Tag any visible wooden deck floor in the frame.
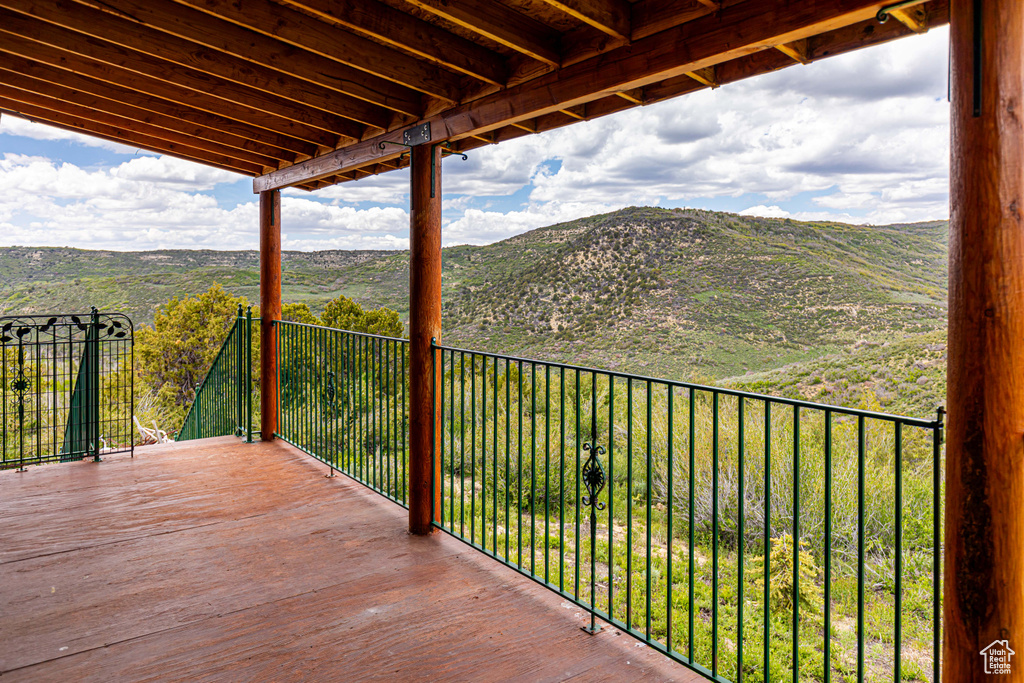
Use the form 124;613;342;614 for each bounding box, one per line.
1;437;701;682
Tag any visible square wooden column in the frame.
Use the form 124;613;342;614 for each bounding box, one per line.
408;143;443;535
259;189;281;441
945;1;1024;678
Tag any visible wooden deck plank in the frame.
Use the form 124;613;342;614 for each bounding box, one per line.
0;437;700;682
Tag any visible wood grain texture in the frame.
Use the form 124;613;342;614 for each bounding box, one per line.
256;0;950;192
285;0;507;86
408;143;443;535
260;190;281;441
0;438;699;681
944;0;1024;679
76;0;423;117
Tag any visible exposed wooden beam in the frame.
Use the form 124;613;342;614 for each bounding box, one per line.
0;51;316;160
258;0;948;191
887;7;928;33
168;0;465;102
0;103;258;175
0;79;282;169
685;66;719;87
559;105;587;120
74;0;422;117
631;0;745;41
615;88;644;104
510;120;538;133
775;38;811;63
4;0;393;130
0;15;352;148
282;0;507;86
538;0;631;40
404;0;561;66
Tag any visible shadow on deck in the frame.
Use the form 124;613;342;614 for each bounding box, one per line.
1;437;700;682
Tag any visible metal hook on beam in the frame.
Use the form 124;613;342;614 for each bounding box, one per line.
876;0;924;23
429;142;469;198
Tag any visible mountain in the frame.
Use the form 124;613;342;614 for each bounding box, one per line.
0;207;949;413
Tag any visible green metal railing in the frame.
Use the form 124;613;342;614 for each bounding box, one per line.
178;305;256;442
179;313;946;683
2;309;134;469
432;342;944;683
274;320;408;505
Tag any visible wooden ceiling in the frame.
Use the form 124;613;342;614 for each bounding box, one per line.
0;0;947;192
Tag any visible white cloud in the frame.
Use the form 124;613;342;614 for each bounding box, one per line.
740;205;791;218
0;116;149;154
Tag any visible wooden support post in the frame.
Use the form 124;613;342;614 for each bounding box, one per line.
408;143;443;535
945;1;1024;678
259;189;281;442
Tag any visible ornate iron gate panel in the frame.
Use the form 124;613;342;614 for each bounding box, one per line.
1;309;134;469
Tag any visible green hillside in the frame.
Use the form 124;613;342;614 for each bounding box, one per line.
0;207;949;414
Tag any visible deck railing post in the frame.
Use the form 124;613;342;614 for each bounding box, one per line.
409;142;443;535
945;2;1024;679
259;189;281;442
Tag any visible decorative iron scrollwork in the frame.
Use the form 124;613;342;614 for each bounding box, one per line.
1;313;131;345
324;369;337;411
581;442;607;510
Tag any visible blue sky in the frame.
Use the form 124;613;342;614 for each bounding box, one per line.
0;27;950;252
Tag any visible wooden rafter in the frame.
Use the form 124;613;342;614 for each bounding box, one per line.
73;0;423;117
259;0;919;190
0;101;256;175
0;84;275;171
2;0;393;131
886;6;929;33
165;0;466;102
0;68;293;165
0;52;317;160
538;0;631;40
282;0;507;86
775;38;811;64
0;11;359;147
258;0;950;190
0;0;947;186
404;0;561;66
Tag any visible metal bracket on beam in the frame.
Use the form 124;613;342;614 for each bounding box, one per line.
403;122;432;146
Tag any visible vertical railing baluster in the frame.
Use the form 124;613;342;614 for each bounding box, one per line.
667;386;674;654
763;400;772;679
627;376;633;630
895;420;903;683
738;396;745;682
544;364;550;583
559;366;566;592
933;407;944;683
646;379;653;641
607;373;615;621
793;404;801;683
531;362;537;575
824;408;833;683
471;353;477;545
712;390;719;677
857;414;866;683
688;386;695;663
505;358;511;561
